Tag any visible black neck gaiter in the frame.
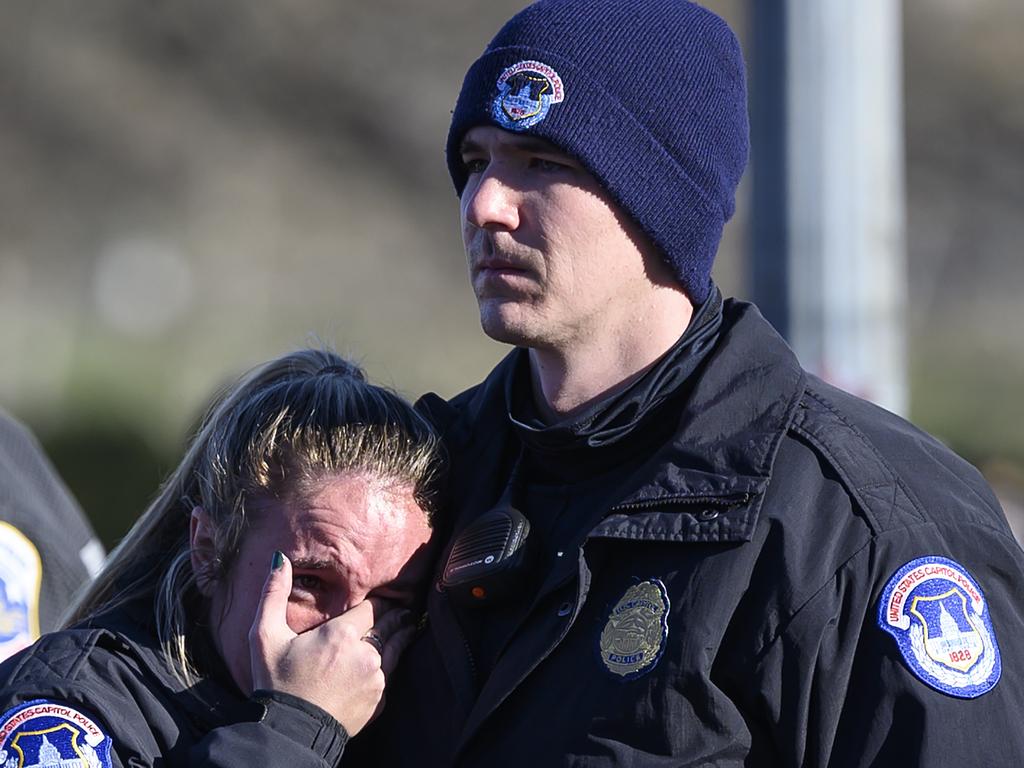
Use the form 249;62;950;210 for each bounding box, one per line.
507;286;724;464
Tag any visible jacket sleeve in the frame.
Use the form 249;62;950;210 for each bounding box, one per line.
0;685;347;768
186;690;348;767
753;521;1024;767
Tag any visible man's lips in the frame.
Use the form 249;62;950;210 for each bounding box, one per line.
471;256;537;297
467;233;537;285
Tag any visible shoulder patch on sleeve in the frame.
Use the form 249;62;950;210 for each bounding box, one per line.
878;556;1001;698
0;523;43;660
0;700;113;767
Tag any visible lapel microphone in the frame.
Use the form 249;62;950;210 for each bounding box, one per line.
440;505;537;607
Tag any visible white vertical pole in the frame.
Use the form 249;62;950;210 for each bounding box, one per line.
784;0;908;415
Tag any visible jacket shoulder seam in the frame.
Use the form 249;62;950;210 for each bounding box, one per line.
791;388;928;531
3;629;110;687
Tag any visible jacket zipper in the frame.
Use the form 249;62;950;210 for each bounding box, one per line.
609;491;752;513
439;589;479;690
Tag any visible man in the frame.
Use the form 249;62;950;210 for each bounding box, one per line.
368;0;1024;765
0;409;104;661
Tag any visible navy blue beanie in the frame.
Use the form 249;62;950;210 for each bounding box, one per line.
447;0;749;305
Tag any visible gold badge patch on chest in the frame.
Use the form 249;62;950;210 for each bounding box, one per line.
599;579;670;679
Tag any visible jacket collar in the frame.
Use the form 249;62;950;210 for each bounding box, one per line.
85;600;258;729
611;299;805;505
506;287;724;457
439;300;805;541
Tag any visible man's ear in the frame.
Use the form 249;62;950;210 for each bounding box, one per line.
190;506;217;596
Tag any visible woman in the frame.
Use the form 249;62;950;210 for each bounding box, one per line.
0;349;441;767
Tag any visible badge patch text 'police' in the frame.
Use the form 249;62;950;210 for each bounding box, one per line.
599;579;669;680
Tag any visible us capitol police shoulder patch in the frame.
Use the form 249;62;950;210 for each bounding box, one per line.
0;699;113;768
878;555;1001;698
599;579;670;680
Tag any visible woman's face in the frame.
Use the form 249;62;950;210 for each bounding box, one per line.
192;471;433;694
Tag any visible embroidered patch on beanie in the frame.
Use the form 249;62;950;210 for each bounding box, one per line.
492;60;565;131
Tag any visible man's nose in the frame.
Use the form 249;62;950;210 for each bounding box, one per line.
462;171;520;232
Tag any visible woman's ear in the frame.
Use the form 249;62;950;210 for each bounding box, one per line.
189;506;217;596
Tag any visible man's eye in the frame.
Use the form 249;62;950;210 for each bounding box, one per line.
529;157;570;172
462;157;488;174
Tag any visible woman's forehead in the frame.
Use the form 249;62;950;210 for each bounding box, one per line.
251;471;425;540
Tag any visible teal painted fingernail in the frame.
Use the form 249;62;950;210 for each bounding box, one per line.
271;550;284;570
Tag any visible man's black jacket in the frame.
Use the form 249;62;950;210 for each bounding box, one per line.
365;300;1024;767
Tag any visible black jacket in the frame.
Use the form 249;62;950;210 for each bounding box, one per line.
0;604;348;767
367;300;1024;767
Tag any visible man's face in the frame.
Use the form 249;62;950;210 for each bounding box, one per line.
459;126;672;351
202;472;432;694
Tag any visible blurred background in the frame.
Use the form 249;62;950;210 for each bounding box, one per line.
1;0;1021;549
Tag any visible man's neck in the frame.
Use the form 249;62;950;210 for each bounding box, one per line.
528;294;694;422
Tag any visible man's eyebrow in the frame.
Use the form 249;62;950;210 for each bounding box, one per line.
459;137;482;155
508;136;564;154
459;135;564;156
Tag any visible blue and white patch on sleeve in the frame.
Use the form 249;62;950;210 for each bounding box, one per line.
878;556;1001;698
0;699;113;768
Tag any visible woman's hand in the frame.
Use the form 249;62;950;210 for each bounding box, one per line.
247;551;416;735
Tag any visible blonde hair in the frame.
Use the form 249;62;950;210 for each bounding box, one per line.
65;349;440;682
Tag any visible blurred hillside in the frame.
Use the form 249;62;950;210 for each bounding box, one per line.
0;0;1021;546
